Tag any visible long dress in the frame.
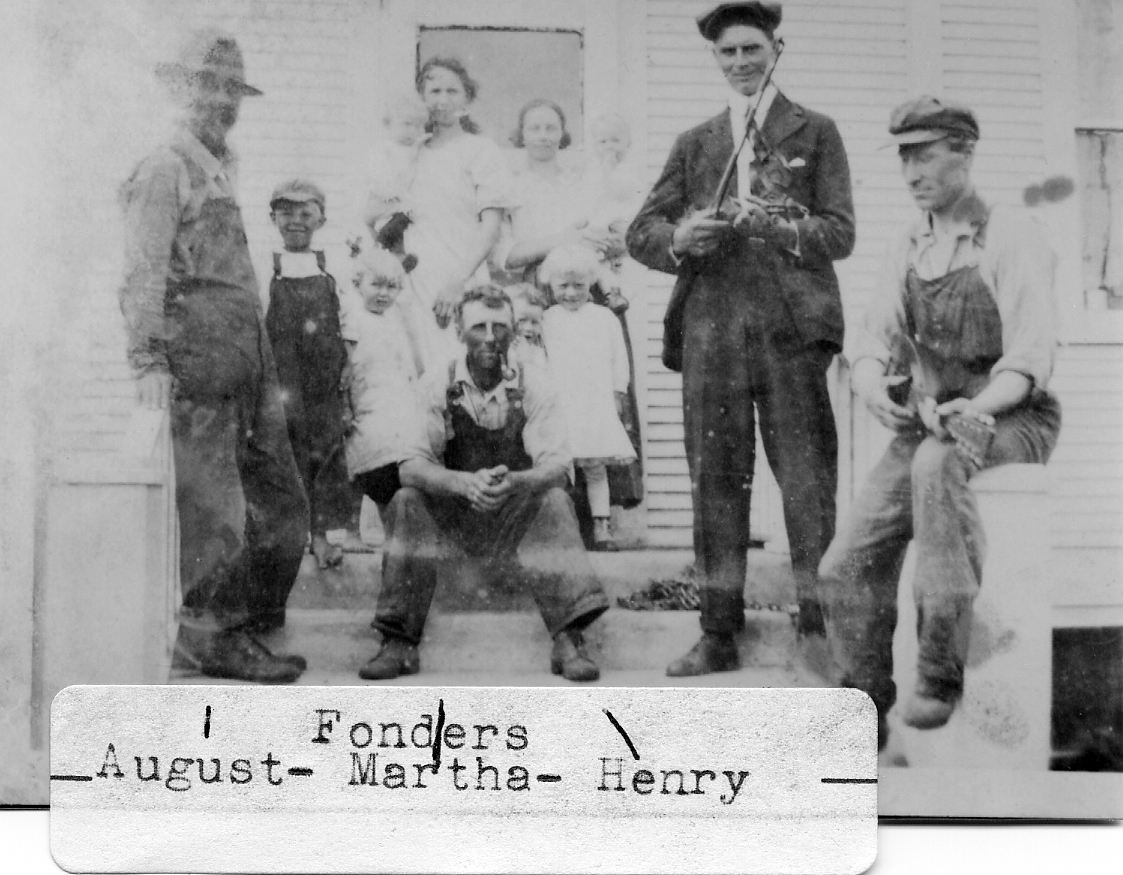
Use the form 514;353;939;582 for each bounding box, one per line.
542;303;637;465
499;159;646;510
404;133;511;367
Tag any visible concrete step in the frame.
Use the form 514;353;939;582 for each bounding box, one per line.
234;605;806;677
288;549;800;612
173;666;827;689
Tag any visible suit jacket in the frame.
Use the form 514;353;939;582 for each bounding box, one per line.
626;92;855;371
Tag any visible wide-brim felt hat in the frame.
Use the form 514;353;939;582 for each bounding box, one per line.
697;2;782;41
156;28;263;97
889;95;979;145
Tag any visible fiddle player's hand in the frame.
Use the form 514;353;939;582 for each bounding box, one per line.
730;199;799;251
671;209;730;258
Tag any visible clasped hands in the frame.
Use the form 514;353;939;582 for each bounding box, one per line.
671;202;795;258
459;465;515;514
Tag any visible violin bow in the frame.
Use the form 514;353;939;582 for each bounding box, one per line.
707;37;786;214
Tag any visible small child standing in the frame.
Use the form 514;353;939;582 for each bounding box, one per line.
265;179;353;574
343;248;422;512
507;283;548;371
359;92;430;271
539;245;636;551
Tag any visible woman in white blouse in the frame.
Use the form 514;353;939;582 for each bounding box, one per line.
404;56;512;365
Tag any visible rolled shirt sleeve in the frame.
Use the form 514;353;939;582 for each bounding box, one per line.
118;151;185;375
519;364;574;473
982;206;1058;390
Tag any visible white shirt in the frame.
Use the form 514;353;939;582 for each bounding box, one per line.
273;250;324;279
728;82;779;200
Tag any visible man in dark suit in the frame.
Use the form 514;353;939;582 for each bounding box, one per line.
626;2;855;676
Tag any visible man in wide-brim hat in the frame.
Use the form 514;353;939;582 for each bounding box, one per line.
119;28;310;683
627;2;855;678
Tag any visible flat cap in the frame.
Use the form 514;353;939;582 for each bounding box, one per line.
269;178;326;209
156;28;263;96
889;95;979;145
697;2;782;41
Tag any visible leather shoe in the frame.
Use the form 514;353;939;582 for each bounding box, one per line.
551;629;600;682
666;633;740;677
201;630;303;684
360;637;420;681
901;693;956;729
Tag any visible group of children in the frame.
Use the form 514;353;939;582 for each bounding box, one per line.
264;96;643;564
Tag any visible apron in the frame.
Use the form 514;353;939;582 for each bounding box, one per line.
164;152;264;400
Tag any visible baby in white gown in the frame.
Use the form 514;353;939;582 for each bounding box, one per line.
358;92;430;269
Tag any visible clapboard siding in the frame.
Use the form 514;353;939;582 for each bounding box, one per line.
1048;345;1123;551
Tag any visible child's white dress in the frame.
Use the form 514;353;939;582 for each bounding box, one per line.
542;302;636;465
340;291;422;478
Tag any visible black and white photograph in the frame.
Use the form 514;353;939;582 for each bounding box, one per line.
1;0;1121;849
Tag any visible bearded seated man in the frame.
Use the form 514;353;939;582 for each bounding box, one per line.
360;284;610;682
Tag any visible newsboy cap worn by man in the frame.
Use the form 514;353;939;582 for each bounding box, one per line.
270;179;327;210
696;1;782;41
888;95;980;145
156;27;263;96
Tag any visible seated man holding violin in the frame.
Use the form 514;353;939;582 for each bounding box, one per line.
626;1;855;677
819;96;1062;748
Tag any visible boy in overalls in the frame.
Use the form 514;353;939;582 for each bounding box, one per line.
265;179;354;575
119;29;308;683
820;97;1061;747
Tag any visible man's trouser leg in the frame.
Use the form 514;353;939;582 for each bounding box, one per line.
823;392;1061;721
239;348;311;628
819;432;919;730
514;487;610;635
371;487;450;645
172;393;252;631
374;487;610;645
910;394;1061;702
755;342;838;634
682;283;756;635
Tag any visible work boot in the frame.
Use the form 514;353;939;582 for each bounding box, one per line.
359;637;420;681
202;630;304;684
550;629;600;682
666;632;740;677
901;692;956;729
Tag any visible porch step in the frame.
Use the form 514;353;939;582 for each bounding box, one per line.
243;605;807;677
175;666;825;688
288;548;800;611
